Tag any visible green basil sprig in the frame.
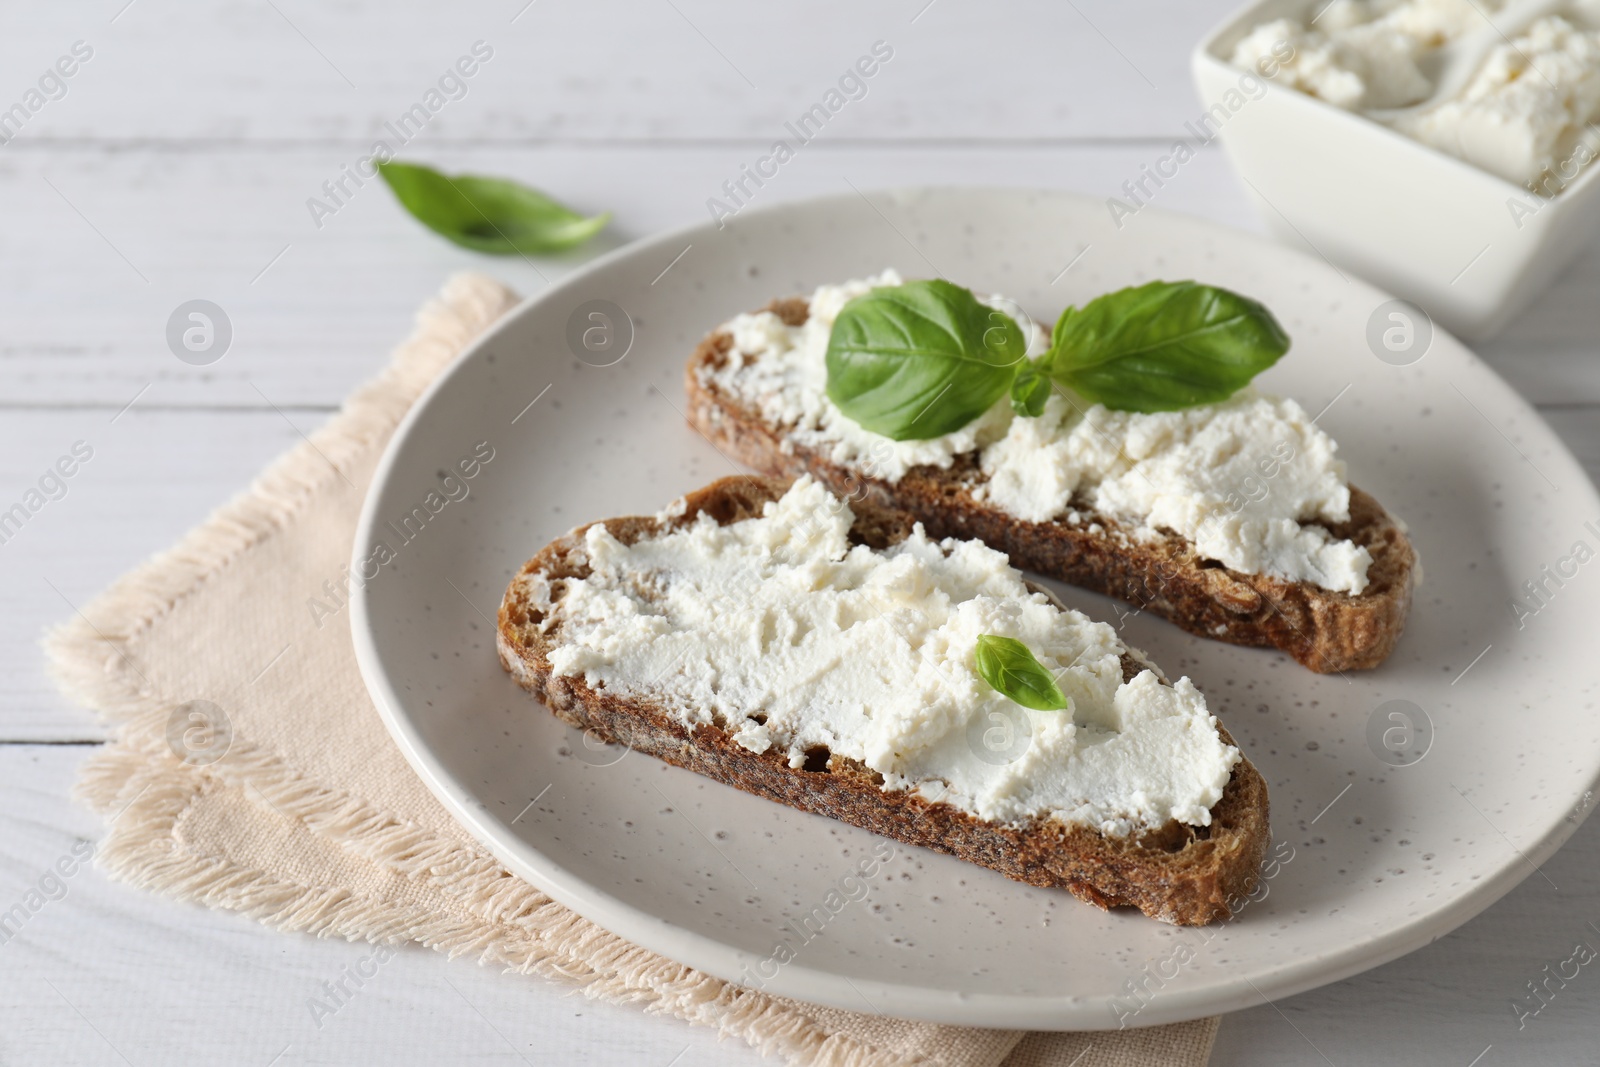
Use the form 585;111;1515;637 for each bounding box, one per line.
825;279;1028;440
973;635;1069;712
377;161;610;255
824;278;1289;439
1046;280;1290;413
1009;364;1051;418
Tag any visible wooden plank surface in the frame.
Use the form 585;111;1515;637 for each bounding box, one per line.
2;738;1597;1064
2;143;1594;410
0;747;756;1066
4;1;1209;143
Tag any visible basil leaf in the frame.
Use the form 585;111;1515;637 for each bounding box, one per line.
1050;304;1076;353
377;161;610;255
1047;280;1289;413
825;280;1026;441
1010;364;1050;417
973;635;1069;712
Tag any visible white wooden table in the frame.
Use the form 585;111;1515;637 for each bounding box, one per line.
3;2;1598;1063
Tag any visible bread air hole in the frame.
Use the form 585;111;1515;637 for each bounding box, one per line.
802;745;831;773
1137;822;1210;853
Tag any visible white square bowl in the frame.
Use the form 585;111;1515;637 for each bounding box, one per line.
1193;0;1600;340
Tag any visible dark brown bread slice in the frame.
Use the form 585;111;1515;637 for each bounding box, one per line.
684;298;1417;674
497;475;1270;926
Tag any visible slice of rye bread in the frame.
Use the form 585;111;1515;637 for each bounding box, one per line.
497;475;1270;926
683;298;1417;674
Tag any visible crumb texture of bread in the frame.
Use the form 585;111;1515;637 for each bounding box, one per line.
498;475;1271;926
684;304;1416;673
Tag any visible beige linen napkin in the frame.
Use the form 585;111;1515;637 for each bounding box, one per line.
50;274;1220;1067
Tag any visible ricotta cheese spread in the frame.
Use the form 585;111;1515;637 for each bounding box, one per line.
706;272;1373;595
720;270;1041;482
1232;0;1600;188
530;477;1240;835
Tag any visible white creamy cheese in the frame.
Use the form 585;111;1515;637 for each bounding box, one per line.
979;392;1371;594
705;274;1373;595
719;269;1042;482
1233;1;1493;110
531;477;1239;835
1396;15;1600;187
1233;0;1600;188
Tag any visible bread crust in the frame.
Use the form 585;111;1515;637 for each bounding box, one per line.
497;475;1269;926
683;299;1416;673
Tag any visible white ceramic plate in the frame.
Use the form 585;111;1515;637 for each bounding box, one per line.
350;188;1600;1030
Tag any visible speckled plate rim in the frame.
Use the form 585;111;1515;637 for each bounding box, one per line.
350;186;1600;1030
